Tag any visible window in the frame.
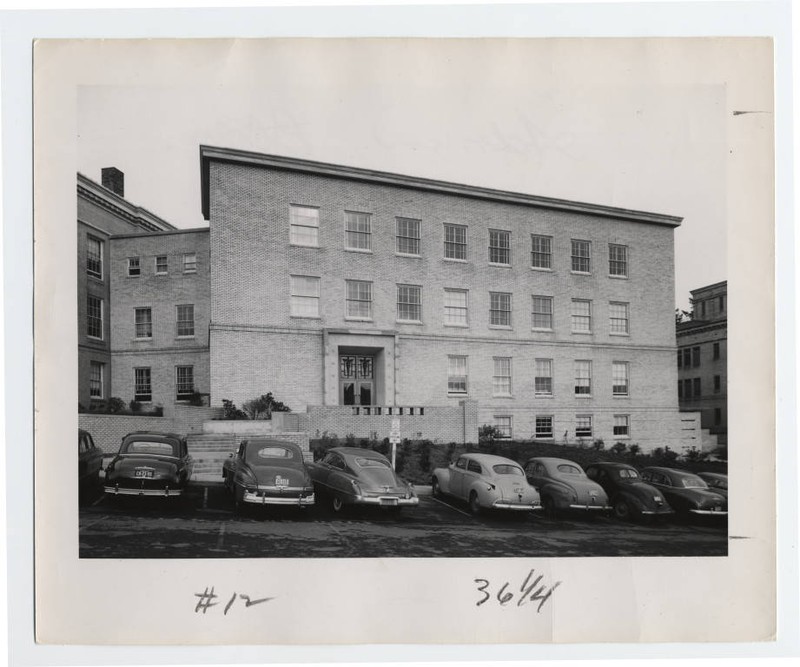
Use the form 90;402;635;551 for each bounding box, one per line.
127;257;140;277
447;355;468;394
183;252;197;273
494;416;512;439
535;415;554;439
86;236;103;279
443;289;468;326
345;211;372;251
87;295;103;339
444;223;467;260
289;205;319;247
576;415;593;438
290;276;321;318
683;378;693;399
345;280;373;319
713;342;720;360
714;375;721;393
135;308;152;339
492;357;512;396
719;295;725;312
682;348;691;368
693;377;701;397
489;230;511;265
613;415;630;437
609;244;628;277
155;255;168;275
677;350;683;369
397;284;422;322
396;217;421;255
692;346;701;367
532;296;553;330
571;299;592;333
678;380;683;399
489;292;512;327
609;302;629;334
700;300;707;318
571;239;591;273
89;361;104;398
535;359;553;396
714;408;722;425
176;366;194;400
531;234;552;269
575;360;592;395
176;304;195;336
134;367;152;402
612;362;630;396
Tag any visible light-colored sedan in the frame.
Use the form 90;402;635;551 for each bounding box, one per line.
523;457;612;517
432;453;542;514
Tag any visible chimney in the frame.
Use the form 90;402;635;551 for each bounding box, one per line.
101;167;125;197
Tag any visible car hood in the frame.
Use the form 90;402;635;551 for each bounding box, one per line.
247;462;309;487
664;486;727;509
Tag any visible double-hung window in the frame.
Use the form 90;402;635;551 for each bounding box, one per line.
443;289;468;326
345;280;372;320
571;239;591;273
127;257;141;277
447;355;468;394
444;224;467;260
489;292;512;327
89;361;104;399
135;308;153;339
290;276;321;318
576;415;593;438
396;217;420;255
532;296;553;330
535;415;554;439
609;302;630;334
155;255;168;275
176;366;194;400
397;284;422;322
345;211;372;251
609;244;628;277
86;236;103;279
134;368;152;402
183;252;197;274
571;299;592;333
289;205;320;247
176;304;195;337
575;360;592;395
531;234;552;269
488;230;511;265
87;295;103;339
534;359;553;396
494;416;512;439
612;362;629;396
613;415;630;437
492;357;512;396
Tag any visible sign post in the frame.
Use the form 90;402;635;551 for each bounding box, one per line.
389;418;401;469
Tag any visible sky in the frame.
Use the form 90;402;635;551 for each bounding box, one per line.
75;39;742;311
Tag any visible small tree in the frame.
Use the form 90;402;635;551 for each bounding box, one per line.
683;445;708;463
627;443;641;459
479;424;502;449
592;438;605;451
242;392;291;420
610;442;627;456
222;399;248;420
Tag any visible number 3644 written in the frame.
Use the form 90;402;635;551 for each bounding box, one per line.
474;569;561;612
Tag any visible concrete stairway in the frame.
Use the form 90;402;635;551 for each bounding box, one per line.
188;434;239;483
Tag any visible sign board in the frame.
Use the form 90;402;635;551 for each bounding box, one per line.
389;435;401;444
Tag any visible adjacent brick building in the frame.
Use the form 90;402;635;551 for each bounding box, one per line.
676;281;728;446
199;145;685;449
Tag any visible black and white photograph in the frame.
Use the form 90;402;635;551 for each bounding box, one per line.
22;12;783;653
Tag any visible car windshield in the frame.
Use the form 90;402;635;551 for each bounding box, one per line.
617;468;640;479
492;464;524;476
680;476;708;489
122;440;177;456
247;445;297;462
709;478;728;490
556;464;583;475
355;457;391;469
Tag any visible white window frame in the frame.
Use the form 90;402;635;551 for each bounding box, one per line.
612;361;630;397
492;357;512;397
489;291;512;328
571;299;592;333
488;229;511;266
345;280;373;320
531;234;552;270
493;415;513;439
532;295;554;331
289;205;320;247
571;239;591;273
575;414;593;438
176;304;195;337
127;256;141;277
183;252;197;274
155;255;168;275
609;244;628;277
535;415;554;439
535;358;553;396
87;295;103;340
396;284;422;323
443;223;467;261
344;211;372;252
574;360;592;396
134;367;152;402
86;236;103;279
176;365;195;400
443;289;469;327
396;217;421;256
447;355;468;395
89;361;104;399
135;307;153;340
613;414;630;438
290;275;321;319
609;301;630;335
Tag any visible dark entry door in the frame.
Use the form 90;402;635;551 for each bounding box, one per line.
339;355;374;406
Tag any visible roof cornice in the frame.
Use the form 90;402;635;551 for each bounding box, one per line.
199;145;684;227
78;173;177;232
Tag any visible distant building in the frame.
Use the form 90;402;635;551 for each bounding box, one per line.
676;281;727;446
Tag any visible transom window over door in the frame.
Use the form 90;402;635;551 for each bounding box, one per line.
345;211;372;251
339;354;374;406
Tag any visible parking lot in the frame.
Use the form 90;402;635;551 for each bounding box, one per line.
79;482;728;559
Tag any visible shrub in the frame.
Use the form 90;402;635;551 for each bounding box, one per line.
106;397;126;414
479;424;502;450
627;443;641;458
129;400;142;413
592;438;605;451
683;445;708;462
610;442;627;455
187;391;206;407
242;392;291;420
221;399;248;420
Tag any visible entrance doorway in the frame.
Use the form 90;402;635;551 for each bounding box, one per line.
339;354;374;406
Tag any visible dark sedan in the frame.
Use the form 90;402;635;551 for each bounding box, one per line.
697;472;728;498
584;462;674;522
640;467;727;517
104;432;193;497
78;429;104;490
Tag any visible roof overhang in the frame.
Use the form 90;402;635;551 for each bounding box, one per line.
199;144;683;227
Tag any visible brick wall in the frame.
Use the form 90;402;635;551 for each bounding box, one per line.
173;404;224;433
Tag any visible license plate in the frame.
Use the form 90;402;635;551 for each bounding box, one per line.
714;506;721;512
380;498;398;506
275;476;289;487
513;487;523;494
134;469;154;478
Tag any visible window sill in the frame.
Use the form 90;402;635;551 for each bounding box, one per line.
396;320;423;326
492;394;514;399
344;317;373;323
442;257;468;264
127;275;141;279
87;274;104;282
571;330;593;335
574;394;593;399
532;328;554;333
570;271;592;276
609;332;630;337
530;266;553;273
155;272;168;277
183;270;197;275
344;248;373;255
613;395;630;399
290;315;321;320
612;434;631;439
395;252;421;259
176;335;196;339
289;243;320;249
447;393;469;398
86;336;104;342
133;338;153;342
443;323;469;328
488;325;513;331
489;263;512;269
608;274;629;280
534;394;554;399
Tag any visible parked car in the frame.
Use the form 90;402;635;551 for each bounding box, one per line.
639;467;727;517
223;438;315;511
432;453;541;514
696;472;728;498
307;447;418;512
523;457;611;517
584;462;674;522
104;432;193;497
78;429;104;489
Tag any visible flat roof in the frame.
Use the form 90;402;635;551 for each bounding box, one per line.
110;227;209;240
199;145;683;227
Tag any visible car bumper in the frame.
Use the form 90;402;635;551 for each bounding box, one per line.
568;503;612;511
242;490;315;506
492;501;543;511
353;495;419;507
640;507;675;515
690;508;728;515
105;486;182;497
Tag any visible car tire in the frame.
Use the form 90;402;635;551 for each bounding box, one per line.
331;495;345;513
432;477;441;498
614;499;632;522
469;491;481;515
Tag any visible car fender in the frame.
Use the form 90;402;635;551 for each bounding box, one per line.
465;478;494;508
432;467;453;496
540;480;574;508
327;471;358;498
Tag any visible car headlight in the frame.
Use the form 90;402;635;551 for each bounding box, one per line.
486;483;496;491
350;479;362;495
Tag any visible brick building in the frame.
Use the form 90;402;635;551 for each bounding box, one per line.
676;281;727;446
77;169;176;408
198;145;685;449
